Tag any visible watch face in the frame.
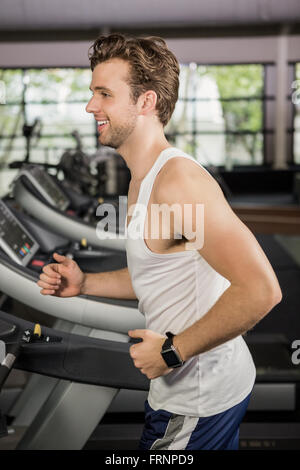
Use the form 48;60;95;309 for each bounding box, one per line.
162;349;181;368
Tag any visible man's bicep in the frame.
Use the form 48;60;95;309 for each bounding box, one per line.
194;184;277;291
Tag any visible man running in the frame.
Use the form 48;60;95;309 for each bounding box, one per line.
38;34;282;450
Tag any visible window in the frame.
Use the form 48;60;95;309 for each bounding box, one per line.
165;63;266;168
0;64;268;195
0;68;96;196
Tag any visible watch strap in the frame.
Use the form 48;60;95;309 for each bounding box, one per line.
161;331;184;368
162;331;174;351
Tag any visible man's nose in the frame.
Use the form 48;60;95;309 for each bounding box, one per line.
86;96;98;114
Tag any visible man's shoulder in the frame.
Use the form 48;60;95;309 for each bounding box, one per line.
159;155;216;183
154;156;219;204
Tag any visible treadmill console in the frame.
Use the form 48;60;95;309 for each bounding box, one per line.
18;165;70;211
0;200;39;266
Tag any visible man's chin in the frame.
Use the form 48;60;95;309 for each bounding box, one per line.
98;136;118;150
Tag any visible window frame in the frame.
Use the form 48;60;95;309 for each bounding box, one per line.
1;63;273;168
165;61;272;168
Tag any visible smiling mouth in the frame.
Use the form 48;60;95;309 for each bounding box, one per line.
97;120;109;132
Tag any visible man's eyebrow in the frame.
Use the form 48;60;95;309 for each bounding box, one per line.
89;86;112;93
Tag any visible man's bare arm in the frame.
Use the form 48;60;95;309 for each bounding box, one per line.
159;159;282;361
38;253;137;300
173;282;280;362
81;267;137;300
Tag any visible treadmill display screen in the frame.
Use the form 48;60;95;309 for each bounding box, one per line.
30;166;69;210
0;201;38;265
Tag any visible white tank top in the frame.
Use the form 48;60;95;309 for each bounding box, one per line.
125;147;256;417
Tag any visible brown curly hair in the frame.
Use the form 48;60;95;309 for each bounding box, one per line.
88;33;180;127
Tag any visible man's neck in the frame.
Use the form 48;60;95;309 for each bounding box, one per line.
117;127;172;182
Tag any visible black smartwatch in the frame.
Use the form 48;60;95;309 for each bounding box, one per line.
161;332;184;369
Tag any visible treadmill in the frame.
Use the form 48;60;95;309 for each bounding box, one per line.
0;198;147;449
0;198;142;333
0;310;149;449
237;233;300;449
12;164;127;251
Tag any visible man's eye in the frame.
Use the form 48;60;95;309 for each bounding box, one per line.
102;92;110;97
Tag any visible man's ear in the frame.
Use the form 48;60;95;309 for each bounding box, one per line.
138;90;157;116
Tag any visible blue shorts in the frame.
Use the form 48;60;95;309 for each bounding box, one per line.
139;393;251;450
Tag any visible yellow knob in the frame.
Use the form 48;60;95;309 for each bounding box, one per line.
98;197;104;204
34;324;41;337
81;238;87;248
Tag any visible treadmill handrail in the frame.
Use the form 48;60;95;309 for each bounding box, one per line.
0;250;138;308
0;310;149;391
0;254;145;333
